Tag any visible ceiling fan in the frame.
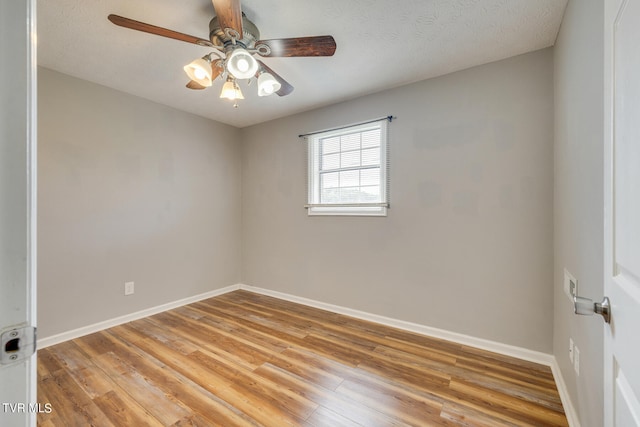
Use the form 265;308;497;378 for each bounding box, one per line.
108;0;337;107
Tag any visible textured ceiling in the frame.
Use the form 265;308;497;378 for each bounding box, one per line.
37;0;568;128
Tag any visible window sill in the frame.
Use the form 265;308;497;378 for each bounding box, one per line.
307;206;388;216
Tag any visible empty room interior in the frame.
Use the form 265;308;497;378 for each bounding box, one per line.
23;0;622;425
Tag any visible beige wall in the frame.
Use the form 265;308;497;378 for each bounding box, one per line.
241;49;554;353
553;0;604;425
38;48;556;355
37;68;242;338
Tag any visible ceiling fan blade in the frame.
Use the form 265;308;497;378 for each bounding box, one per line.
186;80;207;90
255;36;336;57
211;0;243;39
108;14;213;47
257;61;294;97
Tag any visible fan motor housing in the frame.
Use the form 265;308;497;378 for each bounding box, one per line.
209;13;260;48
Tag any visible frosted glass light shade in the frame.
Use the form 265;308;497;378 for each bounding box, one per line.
183;58;213;87
220;79;244;100
257;72;281;96
226;48;259;80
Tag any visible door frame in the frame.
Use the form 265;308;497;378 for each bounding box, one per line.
603;0;618;424
0;0;38;425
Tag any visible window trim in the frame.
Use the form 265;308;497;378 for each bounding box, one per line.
307;119;388;216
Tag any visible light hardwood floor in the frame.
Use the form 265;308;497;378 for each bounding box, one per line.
37;290;568;426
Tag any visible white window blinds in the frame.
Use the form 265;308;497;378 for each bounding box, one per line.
304;116;391;216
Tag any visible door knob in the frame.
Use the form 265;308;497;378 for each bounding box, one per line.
574;295;611;323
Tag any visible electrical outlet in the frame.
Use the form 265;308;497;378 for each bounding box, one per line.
124;281;135;296
574;345;580;375
569;338;574;363
564;269;578;301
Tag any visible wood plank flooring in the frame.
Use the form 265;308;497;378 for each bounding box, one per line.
37;290;568;426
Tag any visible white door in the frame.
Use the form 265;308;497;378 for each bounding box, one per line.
603;0;640;425
0;1;38;426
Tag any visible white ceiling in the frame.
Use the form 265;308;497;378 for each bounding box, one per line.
38;0;568;128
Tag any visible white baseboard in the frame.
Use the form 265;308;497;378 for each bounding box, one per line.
550;358;581;427
239;284;554;366
37;284;240;349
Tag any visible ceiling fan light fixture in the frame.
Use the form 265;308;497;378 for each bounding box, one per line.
108;0;338;106
220;77;244;101
183;56;213;87
257;72;281;96
226;48;259;80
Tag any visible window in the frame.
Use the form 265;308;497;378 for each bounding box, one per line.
306;118;389;216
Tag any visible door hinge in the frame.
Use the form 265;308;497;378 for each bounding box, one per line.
1;325;36;365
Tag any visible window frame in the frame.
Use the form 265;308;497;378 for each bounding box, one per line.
307;119;388;216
